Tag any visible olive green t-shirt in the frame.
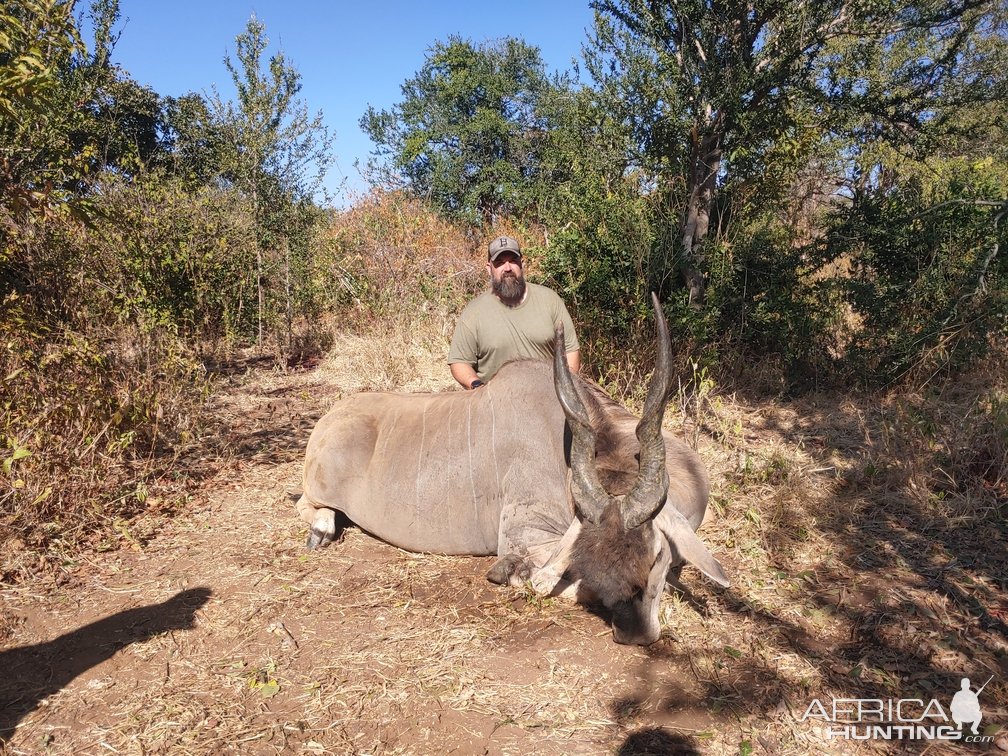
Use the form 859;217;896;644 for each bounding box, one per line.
448;284;579;382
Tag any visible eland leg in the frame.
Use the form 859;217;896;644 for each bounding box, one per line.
530;569;582;600
296;494;316;525
528;518;584;599
492;501;580;592
298;495;342;550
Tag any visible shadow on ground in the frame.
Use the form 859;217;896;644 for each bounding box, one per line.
171;365;338;489
0;588;212;743
618;726;701;754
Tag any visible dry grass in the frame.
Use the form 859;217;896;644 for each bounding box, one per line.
1;318;1006;755
318;325;458;395
677;350;1008;751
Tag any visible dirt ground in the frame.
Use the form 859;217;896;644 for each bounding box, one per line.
1;349;1006;755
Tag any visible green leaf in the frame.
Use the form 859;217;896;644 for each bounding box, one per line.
4;444;30;474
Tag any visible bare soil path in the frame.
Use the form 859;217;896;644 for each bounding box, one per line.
2;355;1006;754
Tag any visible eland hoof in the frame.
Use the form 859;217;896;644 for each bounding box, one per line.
306;528;331;550
306;508;337;550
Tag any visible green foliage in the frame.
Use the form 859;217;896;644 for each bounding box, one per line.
0;0;78;119
0;4;338;571
0;0;82;227
826;178;1008;385
586;0;1008;301
204;14;334;349
702;223;848;384
211;15;332;203
1;3;335;355
360;36;557;223
96;173;259;341
1;241;207;575
685;158;1008;389
161;92;219;185
538;172;656;349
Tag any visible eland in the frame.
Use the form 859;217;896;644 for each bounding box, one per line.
296;295;728;644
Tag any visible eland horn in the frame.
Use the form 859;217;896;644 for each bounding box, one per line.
622;293;672;530
553;322;611;524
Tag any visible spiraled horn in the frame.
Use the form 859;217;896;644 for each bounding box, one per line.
622;293;671;530
553;322;611;524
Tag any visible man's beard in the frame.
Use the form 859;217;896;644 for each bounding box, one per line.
492;273;526;306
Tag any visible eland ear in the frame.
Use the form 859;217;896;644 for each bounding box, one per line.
654;507;730;587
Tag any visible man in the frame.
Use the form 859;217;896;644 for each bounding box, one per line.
448;235;580;389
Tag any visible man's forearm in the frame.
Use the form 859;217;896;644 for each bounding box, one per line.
450;362;481;389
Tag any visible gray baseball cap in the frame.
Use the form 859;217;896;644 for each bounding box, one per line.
488;236;522;261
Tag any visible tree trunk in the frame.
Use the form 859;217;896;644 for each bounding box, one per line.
256;244;264;348
252;180;263;350
283;235;292;356
679;128;722;308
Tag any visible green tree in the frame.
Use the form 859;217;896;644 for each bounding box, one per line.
1;0;171;238
0;0;82;231
207;14;333;345
70;0;168;178
161;92;221;186
534;83;660;340
587;0;1006;304
360;36;556;224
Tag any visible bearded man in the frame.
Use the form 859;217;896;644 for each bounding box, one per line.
448;236;580;389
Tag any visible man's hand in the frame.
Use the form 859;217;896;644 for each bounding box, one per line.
566;349;581;374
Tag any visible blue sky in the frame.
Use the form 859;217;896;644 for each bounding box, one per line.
99;1;596;206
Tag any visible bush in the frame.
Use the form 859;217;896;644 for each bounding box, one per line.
823;169;1008;386
0;171;240;577
322;190;485;327
0;295;206;581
